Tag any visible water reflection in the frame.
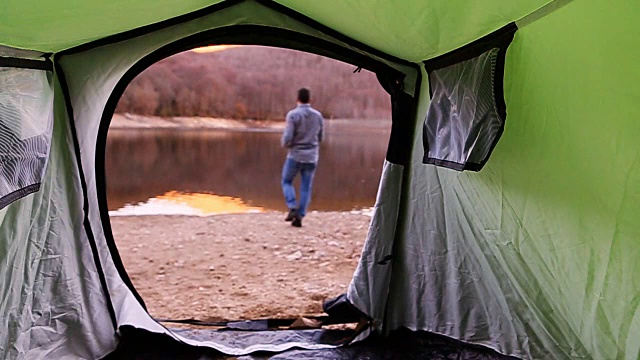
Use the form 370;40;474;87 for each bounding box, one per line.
106;119;391;214
110;191;263;216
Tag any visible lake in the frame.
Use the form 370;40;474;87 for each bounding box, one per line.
106;119;391;216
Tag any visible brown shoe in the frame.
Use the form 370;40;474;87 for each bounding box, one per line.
291;216;302;227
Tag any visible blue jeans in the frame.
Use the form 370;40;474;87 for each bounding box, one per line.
281;158;317;218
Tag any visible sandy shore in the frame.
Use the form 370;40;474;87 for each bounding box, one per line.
112;211;370;323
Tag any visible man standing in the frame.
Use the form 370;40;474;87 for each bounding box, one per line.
281;88;324;227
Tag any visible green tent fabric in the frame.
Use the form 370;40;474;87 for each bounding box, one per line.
0;0;638;358
0;0;222;52
0;0;550;57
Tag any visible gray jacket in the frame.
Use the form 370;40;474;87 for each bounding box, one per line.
281;104;324;163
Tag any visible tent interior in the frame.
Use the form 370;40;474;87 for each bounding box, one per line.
0;0;639;359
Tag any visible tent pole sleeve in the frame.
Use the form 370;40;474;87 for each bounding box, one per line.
53;54;118;330
381;70;422;333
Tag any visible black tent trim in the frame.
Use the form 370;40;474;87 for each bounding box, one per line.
384;76;421;166
0;184;41;210
93;24;417;314
53;56;118;330
0;57;53;71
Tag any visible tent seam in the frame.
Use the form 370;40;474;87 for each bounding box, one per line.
58;0;245;55
514;0;575;29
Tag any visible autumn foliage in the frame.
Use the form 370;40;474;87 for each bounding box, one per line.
116;46;391;120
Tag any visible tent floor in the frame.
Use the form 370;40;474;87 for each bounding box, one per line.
104;326;518;359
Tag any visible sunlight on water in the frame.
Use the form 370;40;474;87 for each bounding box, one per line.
109;191;264;217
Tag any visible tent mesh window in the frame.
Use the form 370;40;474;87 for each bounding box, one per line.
423;24;515;172
0;67;53;209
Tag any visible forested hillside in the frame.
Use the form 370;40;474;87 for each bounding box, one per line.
116;46;391;120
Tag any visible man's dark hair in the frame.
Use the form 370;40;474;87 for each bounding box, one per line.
297;88;310;104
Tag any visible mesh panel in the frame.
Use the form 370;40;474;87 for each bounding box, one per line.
423;48;505;171
0;67;53;208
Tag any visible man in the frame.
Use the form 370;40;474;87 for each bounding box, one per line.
281;88;324;227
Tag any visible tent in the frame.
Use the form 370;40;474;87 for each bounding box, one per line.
0;0;638;358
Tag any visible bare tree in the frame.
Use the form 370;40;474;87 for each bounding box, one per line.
117;46;391;120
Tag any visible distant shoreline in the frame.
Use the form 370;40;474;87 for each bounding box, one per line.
111;113;286;131
110;113;391;131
